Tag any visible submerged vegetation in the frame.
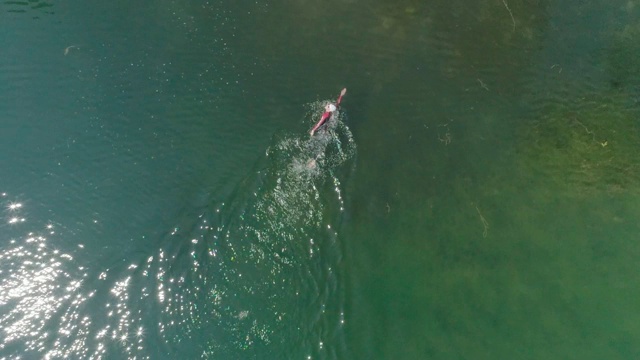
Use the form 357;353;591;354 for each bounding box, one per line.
608;22;640;90
517;93;640;196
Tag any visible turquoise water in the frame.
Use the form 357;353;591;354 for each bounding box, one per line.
3;0;640;359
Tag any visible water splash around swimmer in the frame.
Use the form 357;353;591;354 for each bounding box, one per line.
266;89;355;198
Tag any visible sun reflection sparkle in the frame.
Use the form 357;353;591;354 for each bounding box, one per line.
8;202;23;210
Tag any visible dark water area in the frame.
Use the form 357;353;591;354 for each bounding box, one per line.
3;0;640;359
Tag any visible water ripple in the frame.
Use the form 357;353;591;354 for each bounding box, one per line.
0;98;355;359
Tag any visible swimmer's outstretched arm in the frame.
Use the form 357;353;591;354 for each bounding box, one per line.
336;88;347;106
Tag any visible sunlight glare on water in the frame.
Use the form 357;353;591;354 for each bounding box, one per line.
0;198;93;358
0;99;355;359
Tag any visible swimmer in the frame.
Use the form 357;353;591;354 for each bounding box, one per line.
309;88;347;136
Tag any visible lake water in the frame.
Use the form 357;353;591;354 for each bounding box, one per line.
3;0;640;359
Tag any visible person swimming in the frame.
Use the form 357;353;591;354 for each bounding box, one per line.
309;88;346;136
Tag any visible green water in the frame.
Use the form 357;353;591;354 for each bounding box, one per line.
2;0;640;359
